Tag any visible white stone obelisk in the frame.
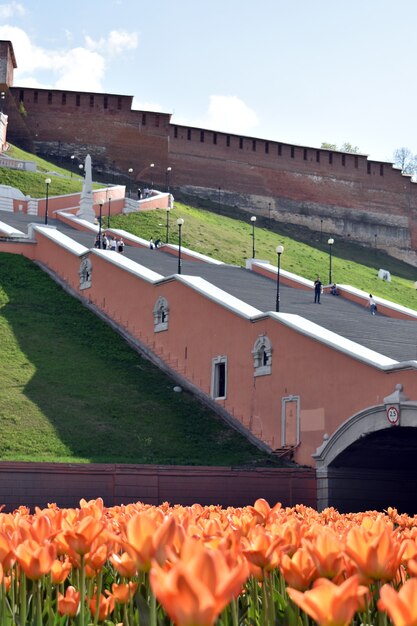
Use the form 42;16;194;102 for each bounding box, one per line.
76;154;96;222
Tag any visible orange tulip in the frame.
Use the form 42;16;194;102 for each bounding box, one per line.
51;558;72;584
0;531;15;572
124;511;176;572
57;586;80;617
14;540;56;580
110;551;138;578
280;547;318;591
89;592;115;621
150;537;249;626
379;578;417;626
241;525;282;571
108;581;138;604
304;527;345;580
287;576;366;626
64;516;105;556
345;521;403;581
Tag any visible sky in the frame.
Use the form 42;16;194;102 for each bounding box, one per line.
0;0;416;163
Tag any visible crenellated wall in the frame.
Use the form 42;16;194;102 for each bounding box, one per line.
2;38;417;265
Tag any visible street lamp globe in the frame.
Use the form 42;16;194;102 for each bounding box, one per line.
250;216;256;223
328;238;335;285
276;245;284;255
177;218;184;227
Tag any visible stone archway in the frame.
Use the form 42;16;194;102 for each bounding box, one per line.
313;387;417;513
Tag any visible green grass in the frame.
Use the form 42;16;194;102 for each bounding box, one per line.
111;204;417;311
1;143;103;197
0;253;273;465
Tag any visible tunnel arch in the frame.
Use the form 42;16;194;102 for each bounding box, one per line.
313;400;417;513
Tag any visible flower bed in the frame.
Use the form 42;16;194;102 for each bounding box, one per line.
0;497;415;625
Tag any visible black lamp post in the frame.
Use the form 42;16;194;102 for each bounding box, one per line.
79;164;84;177
166;207;171;243
250;215;256;258
70;155;75;178
320;219;323;242
107;196;112;228
177;218;184;274
218;187;221;211
0;91;5;114
98;201;103;248
166;166;172;192
268;202;271;228
128;168;133;198
275;245;284;312
328;238;334;284
44;178;51;225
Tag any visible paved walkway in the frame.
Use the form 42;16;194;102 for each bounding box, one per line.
2;210;417;363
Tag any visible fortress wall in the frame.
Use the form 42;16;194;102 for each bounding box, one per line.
7;87;170;176
3;75;417;262
169;130;417;262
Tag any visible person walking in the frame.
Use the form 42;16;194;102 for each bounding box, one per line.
368;294;377;315
314;276;322;304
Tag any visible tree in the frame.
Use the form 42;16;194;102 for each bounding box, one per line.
393;147;417;177
321;142;360;153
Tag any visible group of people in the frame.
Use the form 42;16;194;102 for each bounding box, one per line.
314;275;378;315
149;238;162;249
137;188;152;200
94;233;124;253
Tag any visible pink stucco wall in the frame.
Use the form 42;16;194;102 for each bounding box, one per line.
3;233;417;468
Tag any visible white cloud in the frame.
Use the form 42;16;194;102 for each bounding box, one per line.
0;25;137;92
0;1;25;19
173;95;259;135
85;30;138;57
132;96;165;112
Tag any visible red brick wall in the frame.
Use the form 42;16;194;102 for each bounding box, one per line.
5;82;417;263
0;462;317;511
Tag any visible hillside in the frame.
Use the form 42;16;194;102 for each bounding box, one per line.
0;253;273;465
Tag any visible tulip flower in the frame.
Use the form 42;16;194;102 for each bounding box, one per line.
109;551;138;578
57;586;80;617
89;592;115;621
280;547;318;590
108;581;138;604
287;576;367;626
14;540;56;580
150;537;249;626
379;578;417;626
124;511;176;572
64;516;105;556
304;527;345;580
345;522;404;581
51;558;72;584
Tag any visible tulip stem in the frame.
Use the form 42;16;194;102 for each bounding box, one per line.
36;579;42;626
93;570;103;626
231;597;239;626
150;587;157;626
20;571;27;626
79;555;86;626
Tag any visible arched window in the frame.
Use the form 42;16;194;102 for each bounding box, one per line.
252;335;272;376
153;296;169;332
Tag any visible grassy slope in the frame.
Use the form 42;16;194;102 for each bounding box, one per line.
1;144;102;197
0;253;271;465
